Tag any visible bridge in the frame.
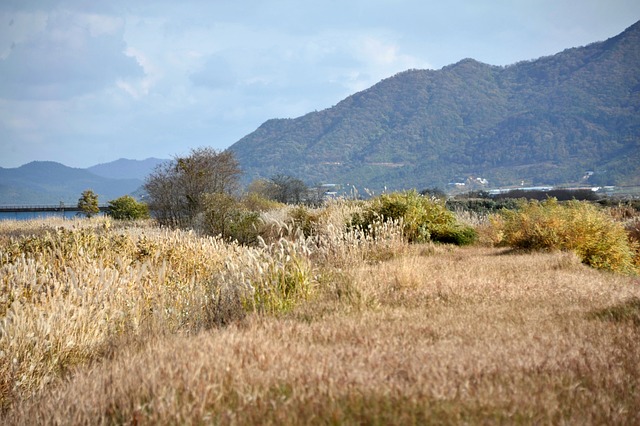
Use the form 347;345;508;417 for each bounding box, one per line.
0;204;110;213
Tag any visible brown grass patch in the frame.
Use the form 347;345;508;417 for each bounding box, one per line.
3;238;639;424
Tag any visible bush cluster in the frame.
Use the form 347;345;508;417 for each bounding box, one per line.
447;198;520;215
107;195;150;220
200;193;263;245
494;198;638;274
351;190;477;245
200;193;291;245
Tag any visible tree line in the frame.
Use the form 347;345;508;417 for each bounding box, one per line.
69;147;337;242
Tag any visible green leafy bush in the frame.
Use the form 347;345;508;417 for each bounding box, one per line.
201;193;262;245
289;205;321;237
107;195;150;220
447;198;521;215
352;190;477;245
496;198;638;274
240;193;285;212
77;189;100;218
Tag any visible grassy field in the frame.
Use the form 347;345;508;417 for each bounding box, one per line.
1;200;639;424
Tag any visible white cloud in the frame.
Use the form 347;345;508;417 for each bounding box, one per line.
0;9;143;100
0;0;639;168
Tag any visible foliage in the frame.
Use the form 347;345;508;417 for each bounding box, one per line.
200;193;262;245
247;175;325;206
266;174;309;204
0;217;318;407
144;147;242;228
106;195;149;220
4;223;640;424
0;221;232;405
289;205;321;237
493;188;600;201
232;238;313;315
77;189;100;218
447;198;521;216
495;198;638;274
420;187;447;199
240;192;285;212
352;190;477;245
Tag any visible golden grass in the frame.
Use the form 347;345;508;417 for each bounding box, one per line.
1;213;639;424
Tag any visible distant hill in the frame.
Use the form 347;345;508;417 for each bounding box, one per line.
229;21;640;192
0;161;144;205
87;158;165;180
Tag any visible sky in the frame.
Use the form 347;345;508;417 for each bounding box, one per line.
1;1;639;168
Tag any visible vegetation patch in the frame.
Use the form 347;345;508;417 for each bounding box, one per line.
493;198;639;274
351;190;477;245
1;192;640;423
106;195;150;220
590;297;640;326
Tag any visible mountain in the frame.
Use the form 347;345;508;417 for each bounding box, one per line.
87;158;166;180
0;161;143;205
229;21;640;192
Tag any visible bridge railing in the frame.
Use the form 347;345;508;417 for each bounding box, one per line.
0;204;110;212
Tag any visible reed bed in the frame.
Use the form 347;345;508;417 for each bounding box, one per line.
1;203;639;424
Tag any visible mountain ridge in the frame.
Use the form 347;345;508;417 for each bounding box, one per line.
87;158;166;180
3;22;639;202
0;159;163;205
229;20;640;191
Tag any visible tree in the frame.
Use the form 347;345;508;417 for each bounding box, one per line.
200;192;262;244
144;147;242;228
420;187;447;199
247;175;329;206
254;174;309;204
77;189;100;218
107;195;150;220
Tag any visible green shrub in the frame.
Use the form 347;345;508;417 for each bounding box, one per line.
497;198;638;274
201;193;262;245
429;223;479;246
240;193;285;212
289;205;321;237
352;190;477;245
447;198;520;215
107;195;150;220
77;189;100;218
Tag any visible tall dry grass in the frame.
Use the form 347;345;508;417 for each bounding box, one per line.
0;216;321;408
4;246;639;425
1;203;639;424
1;219;230;405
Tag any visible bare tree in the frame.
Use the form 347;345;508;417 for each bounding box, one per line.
267;174;309;204
246;174;329;206
144;147;242;227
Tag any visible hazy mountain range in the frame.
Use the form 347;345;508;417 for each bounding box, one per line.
229;20;640;192
0;159;164;205
2;21;639;204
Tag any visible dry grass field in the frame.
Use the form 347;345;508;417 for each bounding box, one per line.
1;202;639;424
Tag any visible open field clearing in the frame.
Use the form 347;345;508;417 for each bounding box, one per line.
1;209;639;424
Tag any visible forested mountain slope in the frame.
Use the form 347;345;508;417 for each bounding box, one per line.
229;21;640;191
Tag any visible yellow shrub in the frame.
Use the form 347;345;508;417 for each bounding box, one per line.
497;199;638;274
